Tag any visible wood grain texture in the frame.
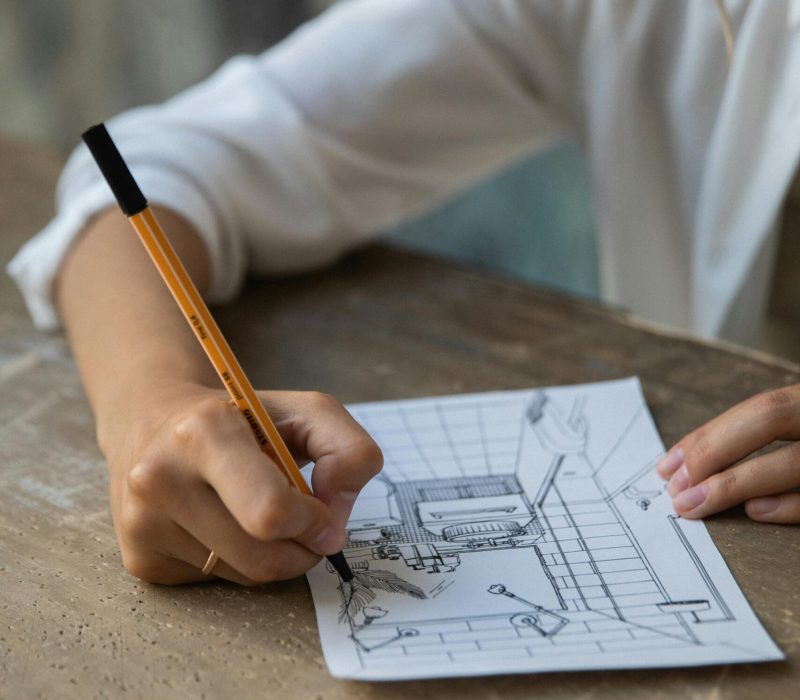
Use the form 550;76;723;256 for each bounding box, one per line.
0;139;798;699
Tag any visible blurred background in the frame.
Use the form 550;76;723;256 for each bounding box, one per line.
1;1;328;151
1;0;796;360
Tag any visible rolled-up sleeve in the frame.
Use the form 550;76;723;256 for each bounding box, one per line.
8;0;571;330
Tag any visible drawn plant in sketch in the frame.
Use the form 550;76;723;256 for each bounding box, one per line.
357;606;388;627
337;563;426;623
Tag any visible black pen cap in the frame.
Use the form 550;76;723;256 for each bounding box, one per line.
81;124;148;217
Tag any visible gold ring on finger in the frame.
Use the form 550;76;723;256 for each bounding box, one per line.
201;549;219;576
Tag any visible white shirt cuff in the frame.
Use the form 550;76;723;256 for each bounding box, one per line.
6;160;244;331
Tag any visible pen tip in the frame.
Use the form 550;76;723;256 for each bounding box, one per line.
327;551;354;582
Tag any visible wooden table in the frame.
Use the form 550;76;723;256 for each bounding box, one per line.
1;139;798;699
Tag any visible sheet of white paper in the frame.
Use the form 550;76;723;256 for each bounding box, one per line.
306;378;782;680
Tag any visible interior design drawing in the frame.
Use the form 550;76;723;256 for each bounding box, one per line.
306;378;782;679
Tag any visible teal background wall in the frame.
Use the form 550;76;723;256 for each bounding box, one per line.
386;141;599;301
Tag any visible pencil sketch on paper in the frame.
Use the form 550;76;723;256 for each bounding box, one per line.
306;378;782;680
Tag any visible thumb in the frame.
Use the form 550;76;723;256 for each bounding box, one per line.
259;391;383;528
311;440;383;528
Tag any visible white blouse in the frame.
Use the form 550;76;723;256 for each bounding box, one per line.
8;0;800;343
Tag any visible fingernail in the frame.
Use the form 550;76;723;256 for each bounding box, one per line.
674;483;708;511
747;497;780;515
329;491;358;527
313;526;343;555
656;447;684;479
667;465;690;496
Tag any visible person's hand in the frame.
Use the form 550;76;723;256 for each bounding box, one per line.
656;385;800;524
102;385;382;585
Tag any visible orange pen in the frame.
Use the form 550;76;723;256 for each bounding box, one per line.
81;123;353;582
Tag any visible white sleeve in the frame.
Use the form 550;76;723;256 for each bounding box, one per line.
7;0;571;330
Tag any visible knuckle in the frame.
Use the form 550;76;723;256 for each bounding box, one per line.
117;499;155;543
708;469;738;503
349;438;384;479
171;397;241;448
687;430;714;471
786;499;800;523
127;458;171;500
307;391;340;411
241;494;291;541
787;441;800;461
751;388;795;423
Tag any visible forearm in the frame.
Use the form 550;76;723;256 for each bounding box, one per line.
56;205;217;453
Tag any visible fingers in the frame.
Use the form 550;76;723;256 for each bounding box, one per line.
669;442;800;520
657;387;800;488
120;546;213;585
120;526;256;586
114;388;376;585
745;492;800;524
121;395;347;584
122;467;325;584
168;475;325;581
167;396;345;552
260;391;383;524
655;386;800;521
116;490;256;585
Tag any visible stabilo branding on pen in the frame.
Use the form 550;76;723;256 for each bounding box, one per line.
81;123;354;584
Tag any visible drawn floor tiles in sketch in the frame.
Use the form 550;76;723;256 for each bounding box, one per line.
308;379;782;678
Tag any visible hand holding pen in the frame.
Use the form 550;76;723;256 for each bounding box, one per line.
56;125;381;584
104;381;378;584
